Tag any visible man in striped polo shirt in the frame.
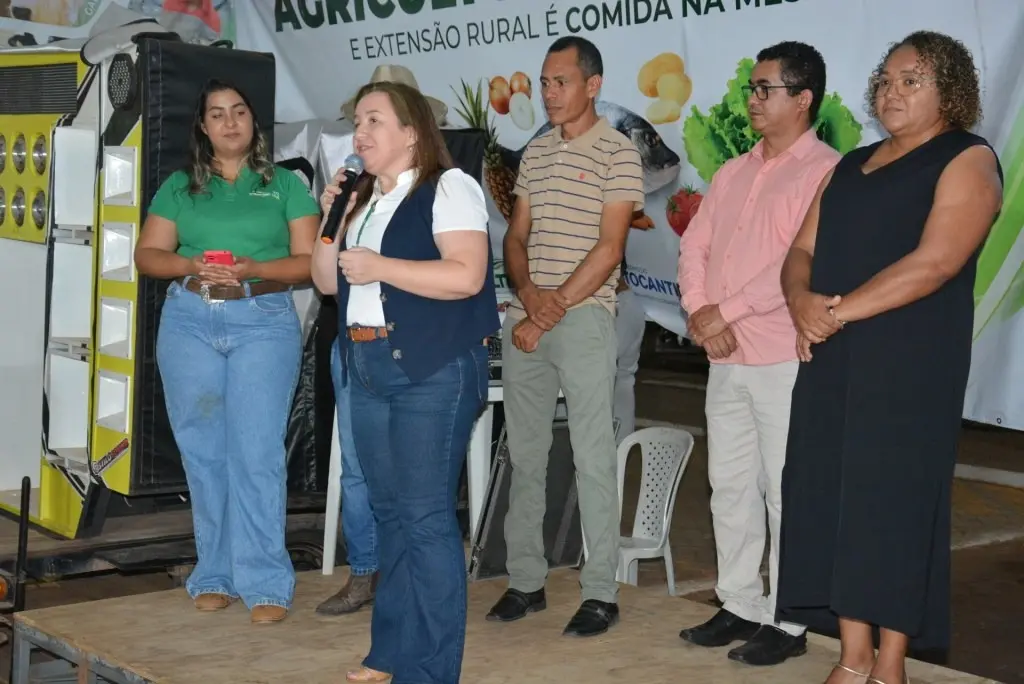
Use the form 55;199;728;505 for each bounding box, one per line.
485;35;644;638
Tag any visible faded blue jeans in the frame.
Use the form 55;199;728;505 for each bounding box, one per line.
156;278;301;609
349;339;488;684
330;337;378;575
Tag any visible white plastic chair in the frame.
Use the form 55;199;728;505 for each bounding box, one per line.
614;427;694;595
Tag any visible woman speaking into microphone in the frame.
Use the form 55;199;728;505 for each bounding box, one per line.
311;81;498;684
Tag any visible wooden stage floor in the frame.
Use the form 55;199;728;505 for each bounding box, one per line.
13;569;998;683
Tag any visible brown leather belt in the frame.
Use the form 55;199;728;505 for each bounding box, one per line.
347;326;389;342
177;277;290;301
346;326;492;347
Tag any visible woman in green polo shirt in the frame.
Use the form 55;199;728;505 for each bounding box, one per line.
133;79;320;625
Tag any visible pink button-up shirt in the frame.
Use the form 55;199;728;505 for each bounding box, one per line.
678;129;840;365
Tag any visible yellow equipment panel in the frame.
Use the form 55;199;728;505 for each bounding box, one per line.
0;53;87;244
91;120;144;496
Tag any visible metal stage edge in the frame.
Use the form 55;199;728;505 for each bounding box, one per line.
11;620;150;684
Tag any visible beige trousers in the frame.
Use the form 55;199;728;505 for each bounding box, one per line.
705;361;805;636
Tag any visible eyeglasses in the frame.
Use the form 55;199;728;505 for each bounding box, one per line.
871;74;934;98
741;83;806;101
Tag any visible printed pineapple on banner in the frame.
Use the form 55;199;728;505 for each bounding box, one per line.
451;78;519;225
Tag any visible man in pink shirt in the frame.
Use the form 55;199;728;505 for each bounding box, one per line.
676;42;840;667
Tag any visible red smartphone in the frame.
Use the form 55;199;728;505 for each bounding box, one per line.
203;250;234;266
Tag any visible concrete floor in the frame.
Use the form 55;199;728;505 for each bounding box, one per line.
0;353;1021;683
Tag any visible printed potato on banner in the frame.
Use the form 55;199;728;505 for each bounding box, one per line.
638;52;693;125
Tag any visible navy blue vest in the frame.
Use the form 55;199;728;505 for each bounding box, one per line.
336;175;500;383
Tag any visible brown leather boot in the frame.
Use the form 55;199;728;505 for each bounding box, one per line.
315;572;377;615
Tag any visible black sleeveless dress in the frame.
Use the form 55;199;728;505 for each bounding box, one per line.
775;129;1002;650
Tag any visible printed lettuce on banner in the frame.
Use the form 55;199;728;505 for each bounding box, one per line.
0;0;235;47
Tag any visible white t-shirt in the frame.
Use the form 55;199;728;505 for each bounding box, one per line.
345;167;489;327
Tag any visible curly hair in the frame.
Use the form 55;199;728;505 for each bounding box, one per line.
865;30;982;130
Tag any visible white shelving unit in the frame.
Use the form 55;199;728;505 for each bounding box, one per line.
47;242;94;355
42;122;100;472
45;354;91;460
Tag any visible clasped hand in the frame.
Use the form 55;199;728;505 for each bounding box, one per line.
191;255;259;286
689;304;728;345
512;288;571;353
687;304;736;360
788;290;844;362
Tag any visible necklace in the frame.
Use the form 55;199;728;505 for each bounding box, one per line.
353;201;377;246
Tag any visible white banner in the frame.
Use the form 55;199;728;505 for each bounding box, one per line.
965;63;1024;431
240;0;1024;430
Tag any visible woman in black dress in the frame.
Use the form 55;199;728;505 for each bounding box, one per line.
775;31;1003;684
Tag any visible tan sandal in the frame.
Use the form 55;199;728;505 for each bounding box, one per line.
833;662;870;682
194;593;233;611
346;666;392;682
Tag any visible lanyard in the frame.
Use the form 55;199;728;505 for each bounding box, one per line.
353;201;378;247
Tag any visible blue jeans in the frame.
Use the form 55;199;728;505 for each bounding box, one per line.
330;338;378;575
156;279;301;609
349;340;488;684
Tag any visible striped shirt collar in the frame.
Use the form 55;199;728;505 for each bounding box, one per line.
549;115;612;149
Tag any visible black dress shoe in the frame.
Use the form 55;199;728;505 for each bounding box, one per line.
727;625;807;666
679;608;759;647
563;599;619;637
485;588;546;622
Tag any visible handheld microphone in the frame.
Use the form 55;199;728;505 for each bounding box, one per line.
320;153;365;245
